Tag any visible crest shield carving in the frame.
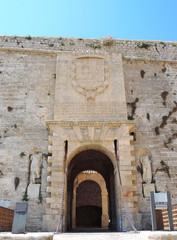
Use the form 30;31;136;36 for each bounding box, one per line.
72;55;109;100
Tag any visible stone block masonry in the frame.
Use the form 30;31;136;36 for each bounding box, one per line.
0;35;177;231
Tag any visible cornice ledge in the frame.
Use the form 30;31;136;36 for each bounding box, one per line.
46;120;135;128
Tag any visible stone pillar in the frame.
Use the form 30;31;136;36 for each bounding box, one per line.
117;126;140;231
101;191;109;228
72;189;76;229
42;125;66;232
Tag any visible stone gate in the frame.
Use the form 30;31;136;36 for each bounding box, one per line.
1;36;177;232
42;51;140;231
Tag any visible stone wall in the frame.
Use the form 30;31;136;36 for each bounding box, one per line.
0;36;177;61
123;59;177;229
76;180;101;208
0;49;56;231
0;36;177;231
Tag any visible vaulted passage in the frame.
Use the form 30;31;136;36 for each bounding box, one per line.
76;180;102;228
67;149;118;231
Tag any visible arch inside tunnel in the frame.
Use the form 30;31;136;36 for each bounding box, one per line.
66;149;119;231
76;180;102;228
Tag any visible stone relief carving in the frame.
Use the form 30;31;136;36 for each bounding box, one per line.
73;49;107;56
29;153;42;184
138;148;155;197
71;51;109;100
139;154;152;184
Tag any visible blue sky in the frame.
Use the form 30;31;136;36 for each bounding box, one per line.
1;0;177;41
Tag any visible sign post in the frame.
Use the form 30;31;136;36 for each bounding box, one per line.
150;192;157;231
12;202;28;234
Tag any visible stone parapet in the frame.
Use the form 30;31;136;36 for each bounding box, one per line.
0;36;177;62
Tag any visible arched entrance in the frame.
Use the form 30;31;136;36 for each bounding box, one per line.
67;149;118;231
76;180;102;228
72;171;109;229
44;121;137;232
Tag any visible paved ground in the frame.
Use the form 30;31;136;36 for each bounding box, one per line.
54;232;147;240
54;231;177;240
0;232;53;240
1;231;177;240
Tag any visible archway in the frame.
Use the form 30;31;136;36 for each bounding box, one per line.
76;180;102;228
72;172;109;229
67;149;118;231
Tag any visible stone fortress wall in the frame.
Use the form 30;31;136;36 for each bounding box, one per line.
0;36;177;231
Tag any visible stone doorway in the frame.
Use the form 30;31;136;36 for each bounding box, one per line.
43;121;138;232
72;172;109;229
67;149;117;231
41;50;139;232
76;180;102;228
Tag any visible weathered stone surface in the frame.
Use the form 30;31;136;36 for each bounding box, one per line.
143;183;155;197
0;232;177;240
28;184;40;198
0;36;177;232
0;233;53;240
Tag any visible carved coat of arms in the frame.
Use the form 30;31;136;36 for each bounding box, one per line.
72;53;109;100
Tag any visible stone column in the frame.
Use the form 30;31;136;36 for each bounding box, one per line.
117;126;142;231
42;124;66;232
72;189;76;229
101;191;109;228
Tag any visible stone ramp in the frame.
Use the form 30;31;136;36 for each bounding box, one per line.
54;232;147;240
1;232;177;240
54;232;177;240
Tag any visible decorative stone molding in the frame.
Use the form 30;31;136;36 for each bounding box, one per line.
46;120;135;128
73;49;107;56
71;50;109;100
44;120;138;231
46;120;135;142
